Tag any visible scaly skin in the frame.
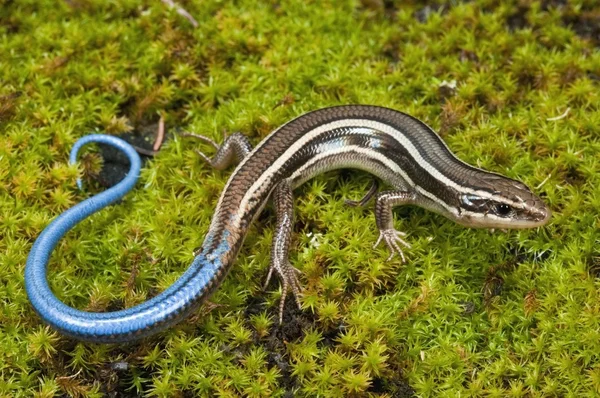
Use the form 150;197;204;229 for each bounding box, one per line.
25;105;550;342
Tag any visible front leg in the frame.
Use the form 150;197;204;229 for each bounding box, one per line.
264;179;302;323
182;132;253;170
373;190;417;262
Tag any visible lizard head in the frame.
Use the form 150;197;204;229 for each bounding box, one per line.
455;176;551;229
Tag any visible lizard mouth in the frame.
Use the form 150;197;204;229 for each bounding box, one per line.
455;205;551;229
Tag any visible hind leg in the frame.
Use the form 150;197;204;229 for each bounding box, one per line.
344;179;379;207
263;180;302;323
182;132;253;170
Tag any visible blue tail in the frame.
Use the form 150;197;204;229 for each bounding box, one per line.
25;135;222;342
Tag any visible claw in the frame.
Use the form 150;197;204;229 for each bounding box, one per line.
180;132;219;149
193;149;212;165
374;229;411;263
263;264;275;290
264;261;303;323
181;132;220;165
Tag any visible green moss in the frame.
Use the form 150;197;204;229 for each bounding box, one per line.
1;0;599;396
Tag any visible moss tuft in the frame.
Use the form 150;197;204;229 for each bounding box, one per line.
1;0;599;396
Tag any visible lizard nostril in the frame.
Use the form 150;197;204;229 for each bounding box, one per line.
535;206;551;224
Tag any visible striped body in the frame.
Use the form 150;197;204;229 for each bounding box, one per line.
208;105;548;258
25;106;549;342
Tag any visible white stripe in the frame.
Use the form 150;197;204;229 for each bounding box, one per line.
231;117;517;227
234;120;432;224
289;145;462;217
288;145;414;186
354;119;512;202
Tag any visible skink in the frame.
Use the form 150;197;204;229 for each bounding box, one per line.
25;105;551;342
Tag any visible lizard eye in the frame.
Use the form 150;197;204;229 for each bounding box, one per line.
495;203;512;216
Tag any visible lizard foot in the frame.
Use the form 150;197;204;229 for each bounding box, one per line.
374;229;411;262
264;261;303;323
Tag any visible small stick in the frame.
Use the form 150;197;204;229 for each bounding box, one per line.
536;173;552;190
546;108;570;121
161;0;199;28
154;115;165;151
131;145;158;157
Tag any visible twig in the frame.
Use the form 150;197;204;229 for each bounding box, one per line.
536;173;552;190
161;0;198;28
131;116;166;156
154;115;165;151
546;108;570;121
131;145;158;157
